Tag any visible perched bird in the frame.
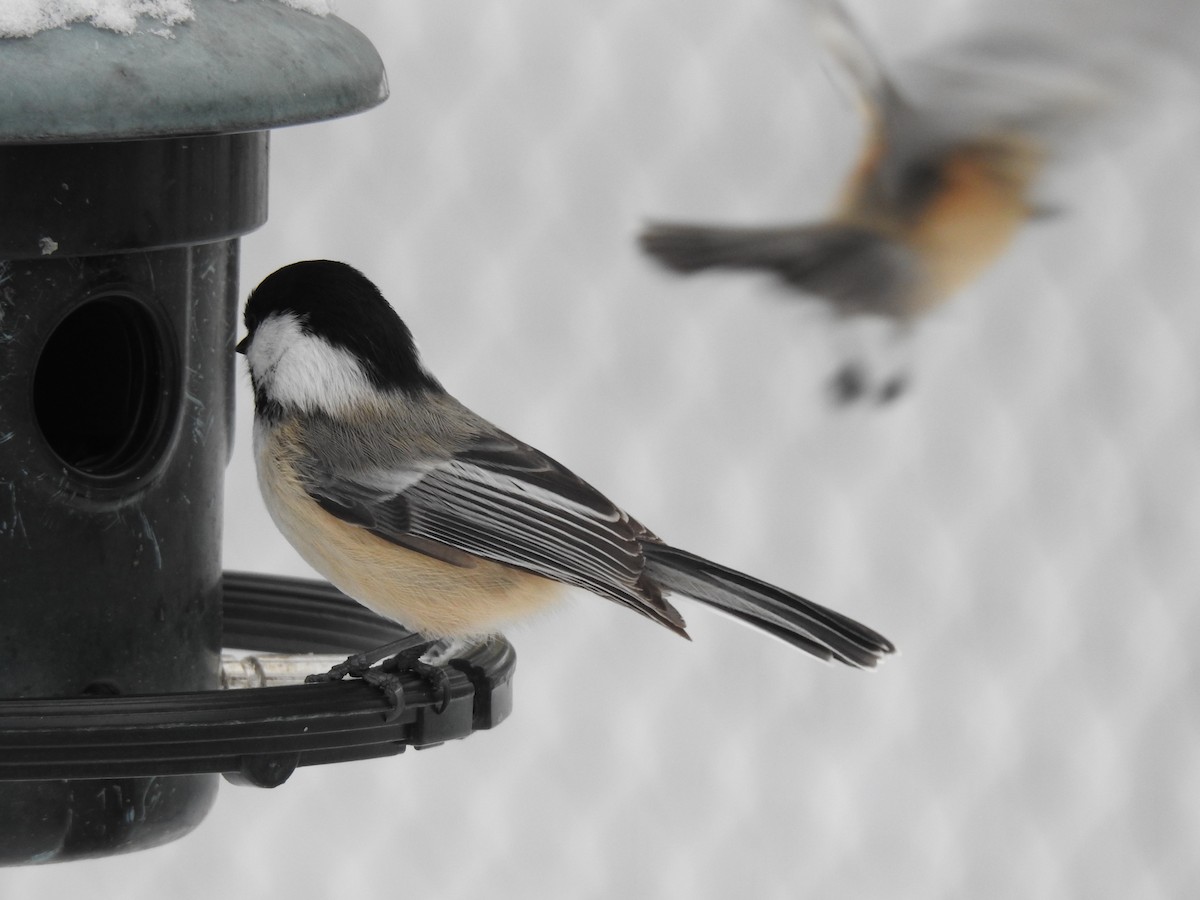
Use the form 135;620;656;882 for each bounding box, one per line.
237;260;893;703
638;0;1168;403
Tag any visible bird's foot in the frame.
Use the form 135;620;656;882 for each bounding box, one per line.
305;635;455;721
304;649;378;684
379;650;453;716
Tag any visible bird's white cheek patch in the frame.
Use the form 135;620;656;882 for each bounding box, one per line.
248;312;377;415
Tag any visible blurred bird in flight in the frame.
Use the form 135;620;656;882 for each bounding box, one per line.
640;0;1197;403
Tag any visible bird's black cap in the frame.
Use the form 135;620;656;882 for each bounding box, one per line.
243;260;441;395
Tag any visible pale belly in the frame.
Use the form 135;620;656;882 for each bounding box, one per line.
253;424;564;638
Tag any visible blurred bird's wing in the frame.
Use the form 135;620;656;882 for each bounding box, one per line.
806;0;908;139
296;430;689;635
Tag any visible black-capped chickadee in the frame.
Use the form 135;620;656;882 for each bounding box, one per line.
237;260;893;701
639;0;1174;403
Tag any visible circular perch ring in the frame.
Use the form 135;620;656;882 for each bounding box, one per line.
0;573;516;788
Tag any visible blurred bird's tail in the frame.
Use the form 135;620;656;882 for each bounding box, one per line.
642;543;894;668
638;220;916;317
639;222;822;276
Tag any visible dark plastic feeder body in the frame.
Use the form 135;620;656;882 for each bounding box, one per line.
0;0;386;863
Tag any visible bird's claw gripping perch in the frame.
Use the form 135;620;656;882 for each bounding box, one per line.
379;651;452;716
303;650;374;685
305;636;452;721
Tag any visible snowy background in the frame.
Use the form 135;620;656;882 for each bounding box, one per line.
7;0;1200;896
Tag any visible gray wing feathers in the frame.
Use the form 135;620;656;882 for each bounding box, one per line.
299;431;688;635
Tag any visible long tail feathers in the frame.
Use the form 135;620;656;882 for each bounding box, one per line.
642;543;894;668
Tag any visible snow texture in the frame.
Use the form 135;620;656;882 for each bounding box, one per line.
0;0;332;39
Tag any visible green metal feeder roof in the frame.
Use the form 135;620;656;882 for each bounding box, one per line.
0;0;388;143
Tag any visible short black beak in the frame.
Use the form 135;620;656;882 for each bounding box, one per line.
235;335;249;355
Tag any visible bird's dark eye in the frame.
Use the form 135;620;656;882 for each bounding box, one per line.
902;160;943;200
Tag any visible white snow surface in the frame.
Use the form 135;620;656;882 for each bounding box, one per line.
0;0;333;38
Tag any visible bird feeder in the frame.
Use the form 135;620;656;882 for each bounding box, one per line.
0;1;513;865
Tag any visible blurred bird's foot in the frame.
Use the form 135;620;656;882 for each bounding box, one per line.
876;371;909;404
828;362;868;405
828;361;910;405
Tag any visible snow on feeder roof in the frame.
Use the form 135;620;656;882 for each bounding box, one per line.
0;0;387;143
